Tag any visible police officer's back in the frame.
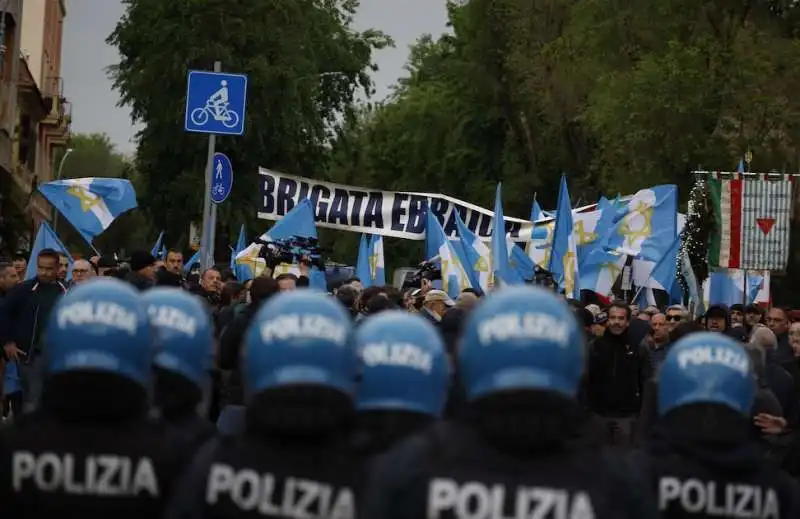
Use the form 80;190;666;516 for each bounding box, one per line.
350;311;449;457
166;290;365;518
636;332;800;517
361;286;658;519
0;279;192;517
144;288;216;449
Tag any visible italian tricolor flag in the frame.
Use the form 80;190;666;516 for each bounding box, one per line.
707;173;792;271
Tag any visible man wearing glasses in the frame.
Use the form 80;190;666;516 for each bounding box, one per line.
664;305;687;331
69;259;93;287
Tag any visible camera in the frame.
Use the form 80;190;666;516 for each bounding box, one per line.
253;235;326;270
527;265;557;290
403;260;442;290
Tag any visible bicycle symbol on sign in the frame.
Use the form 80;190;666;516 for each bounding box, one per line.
213;183;226;197
190;80;240;129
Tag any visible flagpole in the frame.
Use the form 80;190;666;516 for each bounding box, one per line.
743;270;747;306
199;61;221;271
51;147;75;234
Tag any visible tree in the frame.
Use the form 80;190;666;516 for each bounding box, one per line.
54;132;152;256
107;0;391;256
322;0;800;288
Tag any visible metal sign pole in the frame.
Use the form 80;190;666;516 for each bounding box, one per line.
199;61;222;271
208;201;218;269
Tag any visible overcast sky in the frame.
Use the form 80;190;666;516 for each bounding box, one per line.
61;0;449;155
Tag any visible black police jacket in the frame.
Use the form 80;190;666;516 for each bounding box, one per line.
165;413;218;452
636;431;800;517
165;432;367;518
0;412;193;518
361;421;658;519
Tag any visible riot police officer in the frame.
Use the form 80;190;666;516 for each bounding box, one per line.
351;311;449;457
0;279;192;517
637;331;800;517
166;290;365;518
361;285;658;519
143;287;216;449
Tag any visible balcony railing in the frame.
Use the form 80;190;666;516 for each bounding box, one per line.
42;76;69;127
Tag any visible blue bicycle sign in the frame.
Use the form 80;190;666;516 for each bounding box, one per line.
190;80;240;129
212;183;227;197
210;153;234;204
184;71;248;136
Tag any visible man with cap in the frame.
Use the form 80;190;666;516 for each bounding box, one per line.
166;291;366;518
362;286;658;519
591;311;608;338
125;250;157;291
705;304;748;341
633;332;800;516
745;303;765;330
0;279;193;516
93;255;118;277
420;289;454;326
730;303;746;327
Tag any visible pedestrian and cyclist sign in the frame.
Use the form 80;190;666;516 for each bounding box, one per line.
186;65;247;271
211;152;233;204
184;70;248;135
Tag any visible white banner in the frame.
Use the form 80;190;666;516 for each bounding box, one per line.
257;168;534;241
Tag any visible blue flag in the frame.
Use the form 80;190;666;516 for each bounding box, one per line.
355;234;386;288
355;234;371;286
39;177;138;246
426;207;475;297
234;199;326;289
151;230;164;258
184;250;201;275
25;222;73;281
549;176;580;298
230;224;248;280
586;185;678;266
491;183;522;287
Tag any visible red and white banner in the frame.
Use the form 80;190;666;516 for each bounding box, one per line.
708;172;792;271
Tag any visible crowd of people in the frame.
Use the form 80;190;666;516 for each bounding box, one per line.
1;246;800;517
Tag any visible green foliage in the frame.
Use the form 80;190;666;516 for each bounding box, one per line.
679;176;714;296
55;133;152;257
107;0;391;256
107;0;800;282
323;0;800;274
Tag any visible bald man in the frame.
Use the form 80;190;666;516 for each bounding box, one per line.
70;259;93;286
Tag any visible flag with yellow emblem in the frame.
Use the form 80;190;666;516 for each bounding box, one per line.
355;233;386;288
426;208;475;298
38;177;138;246
491;183;524;287
582;185;677;269
454;210;491;293
549;176;580;298
234;198;326;289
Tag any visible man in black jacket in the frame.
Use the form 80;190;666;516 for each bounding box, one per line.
584;301;652;446
705;303;748;341
124;251;156;291
0;248;67;409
